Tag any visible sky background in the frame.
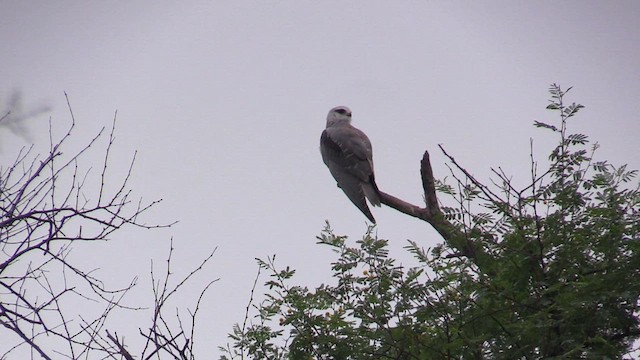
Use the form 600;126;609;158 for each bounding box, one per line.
1;1;639;357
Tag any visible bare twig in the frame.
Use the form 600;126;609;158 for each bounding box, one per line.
139;240;218;360
106;330;136;360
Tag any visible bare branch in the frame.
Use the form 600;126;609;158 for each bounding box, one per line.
106;330;136;360
1;96;171;358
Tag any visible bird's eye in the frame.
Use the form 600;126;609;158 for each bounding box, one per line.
335;109;346;114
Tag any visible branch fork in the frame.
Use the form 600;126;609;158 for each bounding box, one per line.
379;150;489;267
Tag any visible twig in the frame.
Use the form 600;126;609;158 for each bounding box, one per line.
106;330;135;360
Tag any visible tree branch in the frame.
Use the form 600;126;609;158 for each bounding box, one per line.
379;150;492;269
106;330;135;360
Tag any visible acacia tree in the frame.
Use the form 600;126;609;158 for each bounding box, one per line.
222;85;640;359
0;95;216;359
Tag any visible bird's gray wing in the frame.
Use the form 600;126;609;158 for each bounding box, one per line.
321;126;374;182
326;163;376;223
321;126;381;206
320;128;378;222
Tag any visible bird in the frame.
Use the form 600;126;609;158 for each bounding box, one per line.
320;106;381;223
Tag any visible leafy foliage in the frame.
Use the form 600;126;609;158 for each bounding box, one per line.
222;84;640;359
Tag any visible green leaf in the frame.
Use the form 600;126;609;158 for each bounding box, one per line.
534;120;558;131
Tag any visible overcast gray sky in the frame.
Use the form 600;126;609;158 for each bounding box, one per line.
2;1;639;357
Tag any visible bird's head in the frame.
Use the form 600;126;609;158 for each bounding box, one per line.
326;106;352;127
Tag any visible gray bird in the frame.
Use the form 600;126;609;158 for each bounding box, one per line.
320;106;381;223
